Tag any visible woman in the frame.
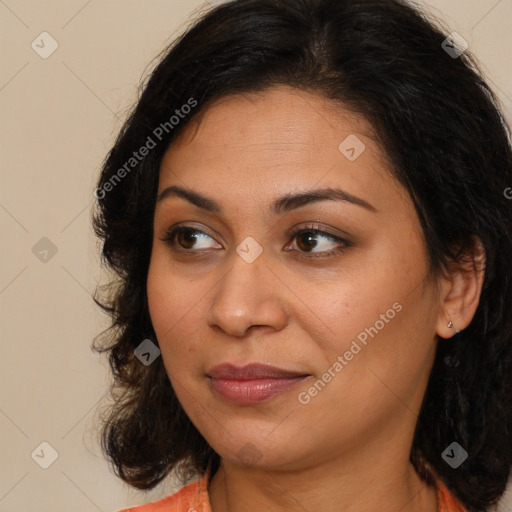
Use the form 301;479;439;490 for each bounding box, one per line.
92;1;512;511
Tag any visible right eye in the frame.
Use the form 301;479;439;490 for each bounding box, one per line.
160;226;222;252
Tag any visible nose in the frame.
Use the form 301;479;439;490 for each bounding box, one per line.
206;248;288;338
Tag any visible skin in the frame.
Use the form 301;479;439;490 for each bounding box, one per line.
146;85;484;512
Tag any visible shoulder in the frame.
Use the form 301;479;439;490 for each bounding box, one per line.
117;473;211;512
436;479;467;512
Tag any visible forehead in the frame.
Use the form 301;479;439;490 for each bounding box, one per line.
158;86;407;215
170;86;380;159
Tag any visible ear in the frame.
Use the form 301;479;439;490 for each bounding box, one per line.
436;236;486;339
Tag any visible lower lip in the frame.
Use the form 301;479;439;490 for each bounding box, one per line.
209;376;309;404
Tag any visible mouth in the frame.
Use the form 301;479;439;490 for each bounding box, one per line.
206;363;311;404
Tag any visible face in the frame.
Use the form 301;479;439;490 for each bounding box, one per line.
147;86;443;472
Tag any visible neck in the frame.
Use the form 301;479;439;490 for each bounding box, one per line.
207;448;438;512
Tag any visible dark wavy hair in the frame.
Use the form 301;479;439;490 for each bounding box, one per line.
92;0;512;510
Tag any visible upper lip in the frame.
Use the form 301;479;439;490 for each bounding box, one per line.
207;363;309;380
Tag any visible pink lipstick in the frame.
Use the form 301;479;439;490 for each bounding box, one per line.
207;363;310;404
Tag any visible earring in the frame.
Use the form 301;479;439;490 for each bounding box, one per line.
447;321;461;334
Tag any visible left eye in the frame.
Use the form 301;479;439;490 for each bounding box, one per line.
285;228;350;257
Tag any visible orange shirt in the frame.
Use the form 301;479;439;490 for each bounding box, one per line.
118;472;467;512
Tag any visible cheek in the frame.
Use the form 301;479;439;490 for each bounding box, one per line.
146;253;204;376
309;259;436;416
323;291;437;422
147;262;175;338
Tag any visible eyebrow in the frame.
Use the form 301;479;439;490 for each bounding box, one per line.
156;185;377;215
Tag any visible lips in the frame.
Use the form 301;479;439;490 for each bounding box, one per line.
207;363;310;404
207;363;309;380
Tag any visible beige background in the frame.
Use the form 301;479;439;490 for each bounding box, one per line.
0;1;511;511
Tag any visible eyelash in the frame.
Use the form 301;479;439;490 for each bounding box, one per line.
160;223;352;259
